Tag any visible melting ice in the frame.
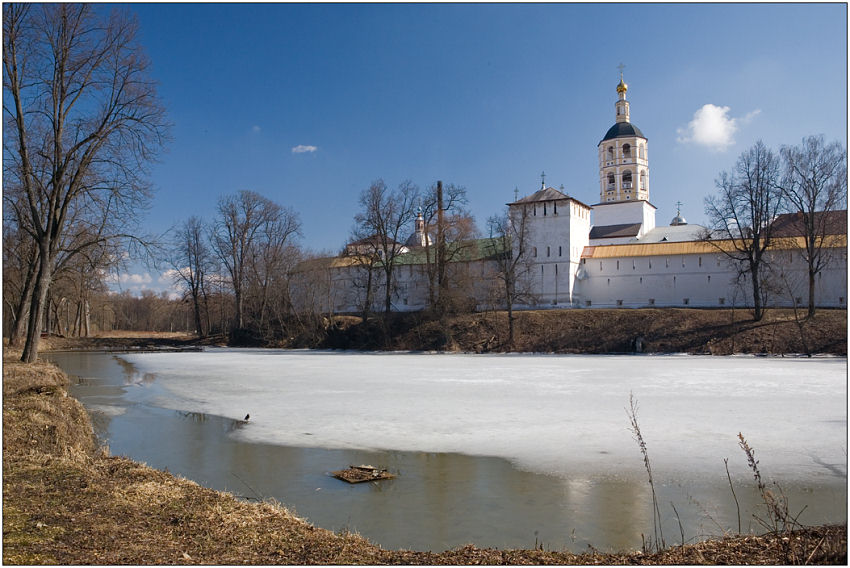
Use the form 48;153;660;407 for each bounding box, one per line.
119;349;847;483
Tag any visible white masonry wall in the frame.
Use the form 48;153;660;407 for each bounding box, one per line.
576;249;848;309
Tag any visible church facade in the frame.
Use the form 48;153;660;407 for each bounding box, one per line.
297;78;847;315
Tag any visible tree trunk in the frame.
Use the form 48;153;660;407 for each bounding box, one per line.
506;277;515;348
383;269;393;317
9;261;36;347
807;268;817;318
234;287;244;330
750;265;763;322
21;250;52;363
361;266;373;323
82;298;90;337
192;292;204;336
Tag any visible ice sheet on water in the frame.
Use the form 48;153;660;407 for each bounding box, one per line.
120;350;847;483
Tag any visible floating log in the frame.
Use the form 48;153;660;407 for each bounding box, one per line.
331;464;395;484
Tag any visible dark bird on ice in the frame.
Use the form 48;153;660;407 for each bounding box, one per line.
244;414;250;421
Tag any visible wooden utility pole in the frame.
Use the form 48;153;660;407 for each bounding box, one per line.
436;181;448;313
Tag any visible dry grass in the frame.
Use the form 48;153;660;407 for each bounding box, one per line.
3;345;846;565
320;308;847;355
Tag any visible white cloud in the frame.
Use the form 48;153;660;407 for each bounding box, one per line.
291;144;317;154
252;125;261;133
677;104;760;152
119;273;153;285
741;109;761;124
159;268;182;284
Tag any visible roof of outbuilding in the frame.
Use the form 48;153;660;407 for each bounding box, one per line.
634;224;707;243
589;223;643;240
599;122;645;143
509;187;592;209
770;210;847;238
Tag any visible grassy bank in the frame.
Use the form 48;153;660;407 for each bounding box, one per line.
315;307;847;354
39;308;848;355
3;343;846;564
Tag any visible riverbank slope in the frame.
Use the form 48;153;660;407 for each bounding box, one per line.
3;345;846;564
41;308;847;355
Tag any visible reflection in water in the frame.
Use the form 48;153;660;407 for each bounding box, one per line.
180;411;209;422
113;355;158;386
45;351;847;553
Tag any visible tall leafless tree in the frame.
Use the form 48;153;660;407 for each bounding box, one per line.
210;190;300;332
169;216;213;336
4;4;169;361
245;206;301;332
487;204;535;348
779;135;847;317
352;179;419;320
703;141;783;321
420;181;478;314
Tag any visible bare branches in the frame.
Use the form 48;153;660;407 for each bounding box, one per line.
210;190;301;331
703;141;783;321
4;3;169;361
351;179;419;319
779;135;848;317
486;205;536;348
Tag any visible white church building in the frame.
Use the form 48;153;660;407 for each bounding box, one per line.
298;77;847;314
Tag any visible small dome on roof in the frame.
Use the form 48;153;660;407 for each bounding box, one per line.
616;78;628;94
670;214;687;226
405;230;432;248
601;122;645;142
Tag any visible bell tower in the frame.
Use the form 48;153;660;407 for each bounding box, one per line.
597;70;649;204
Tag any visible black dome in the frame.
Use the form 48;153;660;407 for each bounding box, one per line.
600;122;645;143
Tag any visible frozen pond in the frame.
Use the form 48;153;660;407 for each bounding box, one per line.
47;349;847;553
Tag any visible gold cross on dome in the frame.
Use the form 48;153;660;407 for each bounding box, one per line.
617;62;626;80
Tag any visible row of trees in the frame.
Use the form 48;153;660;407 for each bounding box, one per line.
347;179;478;323
704;135;846;321
168;190;301;339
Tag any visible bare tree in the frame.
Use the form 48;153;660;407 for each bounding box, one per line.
342;237;380;323
169;217;213;336
703;141;783;321
352;179;419;320
4;4;169;361
245;207;301;332
779;135;848;317
420;181;478;314
486;204;535;348
210;190;299;332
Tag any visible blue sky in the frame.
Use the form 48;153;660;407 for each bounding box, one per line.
110;3;847;295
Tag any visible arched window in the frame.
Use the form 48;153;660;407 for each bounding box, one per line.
623;143;631;158
607;173;615;190
622;170;632;189
639;170;646;191
607;146;614;161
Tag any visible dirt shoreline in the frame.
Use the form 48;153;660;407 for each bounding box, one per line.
4;310;847;564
